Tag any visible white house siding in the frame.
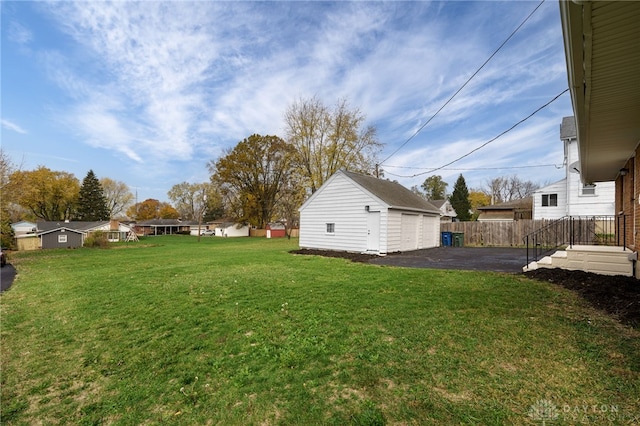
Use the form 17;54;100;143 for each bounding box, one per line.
533;128;615;220
299;173;386;253
534;177;615;220
533;179;568;220
566;178;615;216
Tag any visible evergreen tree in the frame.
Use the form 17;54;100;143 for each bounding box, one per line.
450;174;472;221
77;170;110;221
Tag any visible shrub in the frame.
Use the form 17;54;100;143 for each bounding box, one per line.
85;231;109;248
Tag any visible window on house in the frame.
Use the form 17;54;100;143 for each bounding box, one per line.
58;235;68;243
581;184;596;195
541;194;558;207
326;223;335;234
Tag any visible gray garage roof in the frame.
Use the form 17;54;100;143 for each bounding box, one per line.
37;221;108;234
342;170;440;214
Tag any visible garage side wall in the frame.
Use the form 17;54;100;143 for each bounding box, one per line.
299;174;385;253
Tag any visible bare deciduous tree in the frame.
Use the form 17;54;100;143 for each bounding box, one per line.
101;177;134;219
485;175;540;204
284;96;381;193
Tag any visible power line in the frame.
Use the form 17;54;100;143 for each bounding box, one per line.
384;163;562;174
385;88;569;179
380;0;546;165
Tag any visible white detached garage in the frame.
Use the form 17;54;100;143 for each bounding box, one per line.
299;170;441;255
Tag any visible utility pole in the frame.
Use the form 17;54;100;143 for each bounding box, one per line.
197;191;207;243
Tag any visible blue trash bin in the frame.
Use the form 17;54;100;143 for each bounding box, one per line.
441;231;452;247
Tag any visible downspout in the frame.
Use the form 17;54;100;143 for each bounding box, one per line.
565;137;570;217
634;158;637;277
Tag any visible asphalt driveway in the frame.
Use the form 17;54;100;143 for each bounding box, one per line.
1;263;17;292
370;247;528;273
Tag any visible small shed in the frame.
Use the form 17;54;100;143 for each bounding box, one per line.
214;222;250;237
299;170;441;254
38;226;85;249
266;222;286;238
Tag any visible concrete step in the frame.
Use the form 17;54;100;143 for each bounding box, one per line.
537;256;553;266
550;250;568;267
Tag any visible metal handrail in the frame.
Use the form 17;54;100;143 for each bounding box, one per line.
524;215;623;266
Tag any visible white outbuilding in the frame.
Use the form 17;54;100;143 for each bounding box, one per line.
299;170;441;255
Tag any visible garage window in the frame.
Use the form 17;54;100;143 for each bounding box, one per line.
326;223;335;234
58;235;67;243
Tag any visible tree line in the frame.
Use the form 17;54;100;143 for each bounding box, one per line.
1;95;541;246
411;174;540;220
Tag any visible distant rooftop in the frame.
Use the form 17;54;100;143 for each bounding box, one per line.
560;116;577;140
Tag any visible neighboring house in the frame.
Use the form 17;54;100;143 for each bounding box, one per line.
36;221;133;249
135;219;190;236
80;220;133;242
430;200;457;222
299;170;441;255
528;1;640;276
10;221;37;237
533;116;615;220
477;197;532;222
178;221;205;236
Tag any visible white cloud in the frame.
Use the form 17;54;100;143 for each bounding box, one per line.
7;20;32;45
1;119;27;134
14;0;571;199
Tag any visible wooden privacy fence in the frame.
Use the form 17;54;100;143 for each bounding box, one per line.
441;220;559;247
249;228;299;238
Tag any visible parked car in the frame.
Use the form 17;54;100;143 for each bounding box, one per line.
200;229;215;236
1;248;6;267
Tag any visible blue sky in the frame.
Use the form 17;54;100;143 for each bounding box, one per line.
1;0;573;203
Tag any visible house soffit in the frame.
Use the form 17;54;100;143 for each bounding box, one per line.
562;1;640;183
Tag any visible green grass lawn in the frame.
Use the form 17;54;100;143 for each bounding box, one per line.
1;236;638;425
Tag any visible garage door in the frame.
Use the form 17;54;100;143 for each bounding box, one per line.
400;214;419;251
422;215;437;248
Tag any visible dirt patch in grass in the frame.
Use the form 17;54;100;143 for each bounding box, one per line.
524;268;640;329
290;249;377;263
